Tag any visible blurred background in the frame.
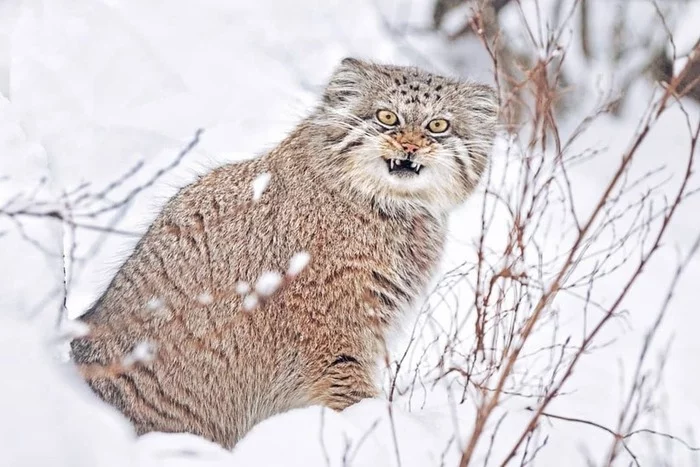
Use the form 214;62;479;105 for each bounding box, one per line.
0;1;699;466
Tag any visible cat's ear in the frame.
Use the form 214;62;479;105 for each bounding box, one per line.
465;83;499;122
337;57;368;70
323;57;371;107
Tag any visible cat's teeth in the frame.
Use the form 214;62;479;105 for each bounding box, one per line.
411;162;417;168
390;160;395;169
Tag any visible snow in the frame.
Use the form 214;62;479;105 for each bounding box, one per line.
235;281;251;295
146;297;165;311
251;172;272;202
254;271;283;298
123;341;157;367
0;318;136;467
230;398;463;467
242;294;259;312
196;292;214;306
0;314;513;467
287;251;311;277
56;318;90;341
1;0;699;466
243;269;285;311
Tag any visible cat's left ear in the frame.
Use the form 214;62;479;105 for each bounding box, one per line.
323;57;371;107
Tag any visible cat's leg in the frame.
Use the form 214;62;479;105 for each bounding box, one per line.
307;354;379;410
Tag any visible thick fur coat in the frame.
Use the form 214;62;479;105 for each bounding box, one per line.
71;58;498;448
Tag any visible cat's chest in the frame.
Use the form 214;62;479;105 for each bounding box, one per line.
315;205;445;291
312;202;443;261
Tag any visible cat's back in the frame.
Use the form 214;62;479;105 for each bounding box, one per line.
70;154;318;442
73;157;291;358
74;145;345;355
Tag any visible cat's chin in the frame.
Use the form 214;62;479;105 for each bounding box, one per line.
381;165;435;193
332;160;463;216
372;194;455;219
361;176;462;218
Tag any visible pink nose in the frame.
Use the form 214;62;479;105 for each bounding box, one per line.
402;142;420;154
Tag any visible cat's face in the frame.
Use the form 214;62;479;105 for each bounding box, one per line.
316;58;498;215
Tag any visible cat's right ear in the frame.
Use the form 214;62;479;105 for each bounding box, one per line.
338;57;367;69
322;57;370;107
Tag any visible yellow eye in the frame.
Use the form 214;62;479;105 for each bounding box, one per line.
376;109;398;126
427;118;449;133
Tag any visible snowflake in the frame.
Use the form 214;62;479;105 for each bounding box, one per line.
196;292;214;305
252;172;271;201
242;294;259;311
255;271;283;297
235;281;251;295
123;341;157;366
57;319;90;341
287;251;311;276
146;297;164;311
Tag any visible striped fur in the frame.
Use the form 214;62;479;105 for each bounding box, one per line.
71;58;497;448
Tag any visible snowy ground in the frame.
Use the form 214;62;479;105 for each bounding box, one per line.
1;0;699;466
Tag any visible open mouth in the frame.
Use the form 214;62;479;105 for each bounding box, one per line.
386;158;422;176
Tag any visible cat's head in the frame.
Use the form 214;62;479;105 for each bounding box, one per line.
312;58;498;216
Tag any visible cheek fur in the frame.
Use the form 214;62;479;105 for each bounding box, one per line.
448;138;483;184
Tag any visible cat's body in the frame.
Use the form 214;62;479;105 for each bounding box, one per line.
71;58;497;448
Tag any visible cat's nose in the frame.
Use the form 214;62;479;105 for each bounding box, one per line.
401;142;420;154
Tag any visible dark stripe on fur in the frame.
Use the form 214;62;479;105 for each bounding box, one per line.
337;138;364;155
133;364;200;421
330;355;359;366
117;373;179;423
454;156;471;188
371;271;410;302
371;289;397;309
